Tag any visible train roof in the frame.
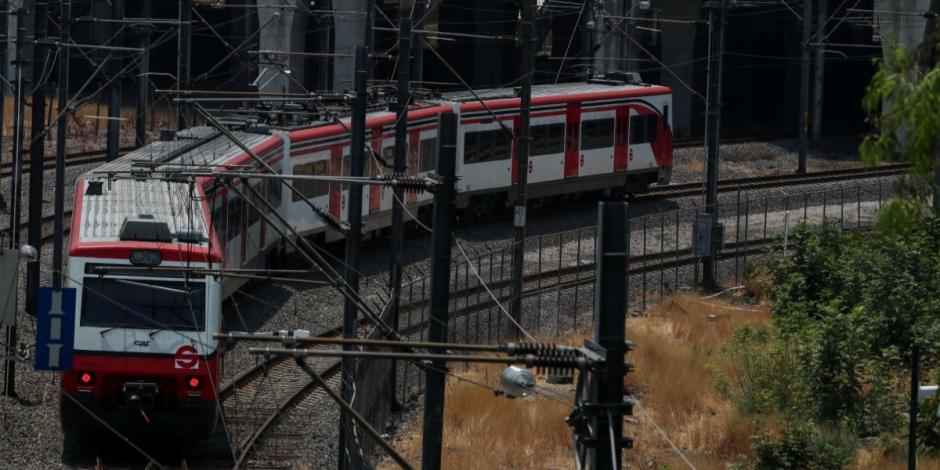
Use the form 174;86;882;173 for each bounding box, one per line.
91;126;272;174
75;178;209;245
441;82;671;103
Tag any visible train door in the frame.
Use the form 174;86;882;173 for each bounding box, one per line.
564;103;580;177
369;128;384;214
407;128;420;202
628;107;658;171
380;140;395;212
579;108;616;176
329;146;343;219
242;182;263;266
415;127;438;204
526;116;566;184
614;106;629;171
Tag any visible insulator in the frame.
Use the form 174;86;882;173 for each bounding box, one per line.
311;203;348;235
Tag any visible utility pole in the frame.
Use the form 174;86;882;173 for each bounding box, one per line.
509;0;534;338
338;45;368;470
420;111;457;470
26;0;47;315
177;0;191;130
910;327;920;470
135;0;151;146
811;0;827;142
701;0;725;289
921;0;939;209
53;0;70;289
913;5;939;464
106;0;122;161
589;201;630;470
388;12;412;411
4;4;29;398
0;0;7;177
412;0;425;82
798;0;812;174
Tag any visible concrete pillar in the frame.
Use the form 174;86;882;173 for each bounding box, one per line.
875;0;930;47
332;0;368;91
658;0;701;138
257;1;307;94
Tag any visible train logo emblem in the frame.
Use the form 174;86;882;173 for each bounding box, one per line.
174;345;199;369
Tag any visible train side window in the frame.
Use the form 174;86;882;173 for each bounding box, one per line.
211;201;226;244
419;137;437;172
245;184;261;226
464;129;511;164
226;197;241;242
580;118;614;150
531;123;565;156
293;162;313;202
630;114;659;144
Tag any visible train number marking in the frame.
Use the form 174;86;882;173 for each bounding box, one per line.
175;344;199;370
528;161;533;174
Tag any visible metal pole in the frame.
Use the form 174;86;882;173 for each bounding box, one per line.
388;13;411;412
338;45;369;470
4;3;30;398
420;111;457;470
135;0;151;146
509;0;534;338
590;201;629;470
54;2;71;290
26;0;47;316
701;0;725;289
106;0;122;160
0;0;7;183
910;334;920;470
177;0;191;130
811;0;827;142
798;0;812;174
412;0;425;82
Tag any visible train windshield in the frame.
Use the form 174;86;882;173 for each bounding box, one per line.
80;277;206;331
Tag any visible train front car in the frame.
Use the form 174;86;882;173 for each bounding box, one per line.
61;175;222;438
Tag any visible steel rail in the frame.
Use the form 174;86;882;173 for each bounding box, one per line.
632;162;908;202
229;360;342;469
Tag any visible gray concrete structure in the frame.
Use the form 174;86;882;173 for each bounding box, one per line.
257;1;308;94
657;0;701;138
875;0;931;47
332;0;369;91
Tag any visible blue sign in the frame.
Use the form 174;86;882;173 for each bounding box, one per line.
35;287;76;371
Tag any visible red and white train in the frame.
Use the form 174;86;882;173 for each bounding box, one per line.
60;81;673;437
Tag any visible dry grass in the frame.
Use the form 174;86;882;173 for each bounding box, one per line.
0;99;174;152
625;293;770;468
380;294;771;469
676;155;704;174
382;364;575;469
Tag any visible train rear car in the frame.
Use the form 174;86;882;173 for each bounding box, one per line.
61;174;223;438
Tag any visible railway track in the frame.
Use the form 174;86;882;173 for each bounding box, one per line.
0;146;135;178
212;159;899;464
219;339;344;469
633;162;909;202
215;234;775;467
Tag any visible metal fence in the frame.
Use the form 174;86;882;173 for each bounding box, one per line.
352;177;901;465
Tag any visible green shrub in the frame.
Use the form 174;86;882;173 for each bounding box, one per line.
748;422;858;470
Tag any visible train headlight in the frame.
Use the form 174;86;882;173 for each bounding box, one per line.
186;375;202;390
79;371;94;385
